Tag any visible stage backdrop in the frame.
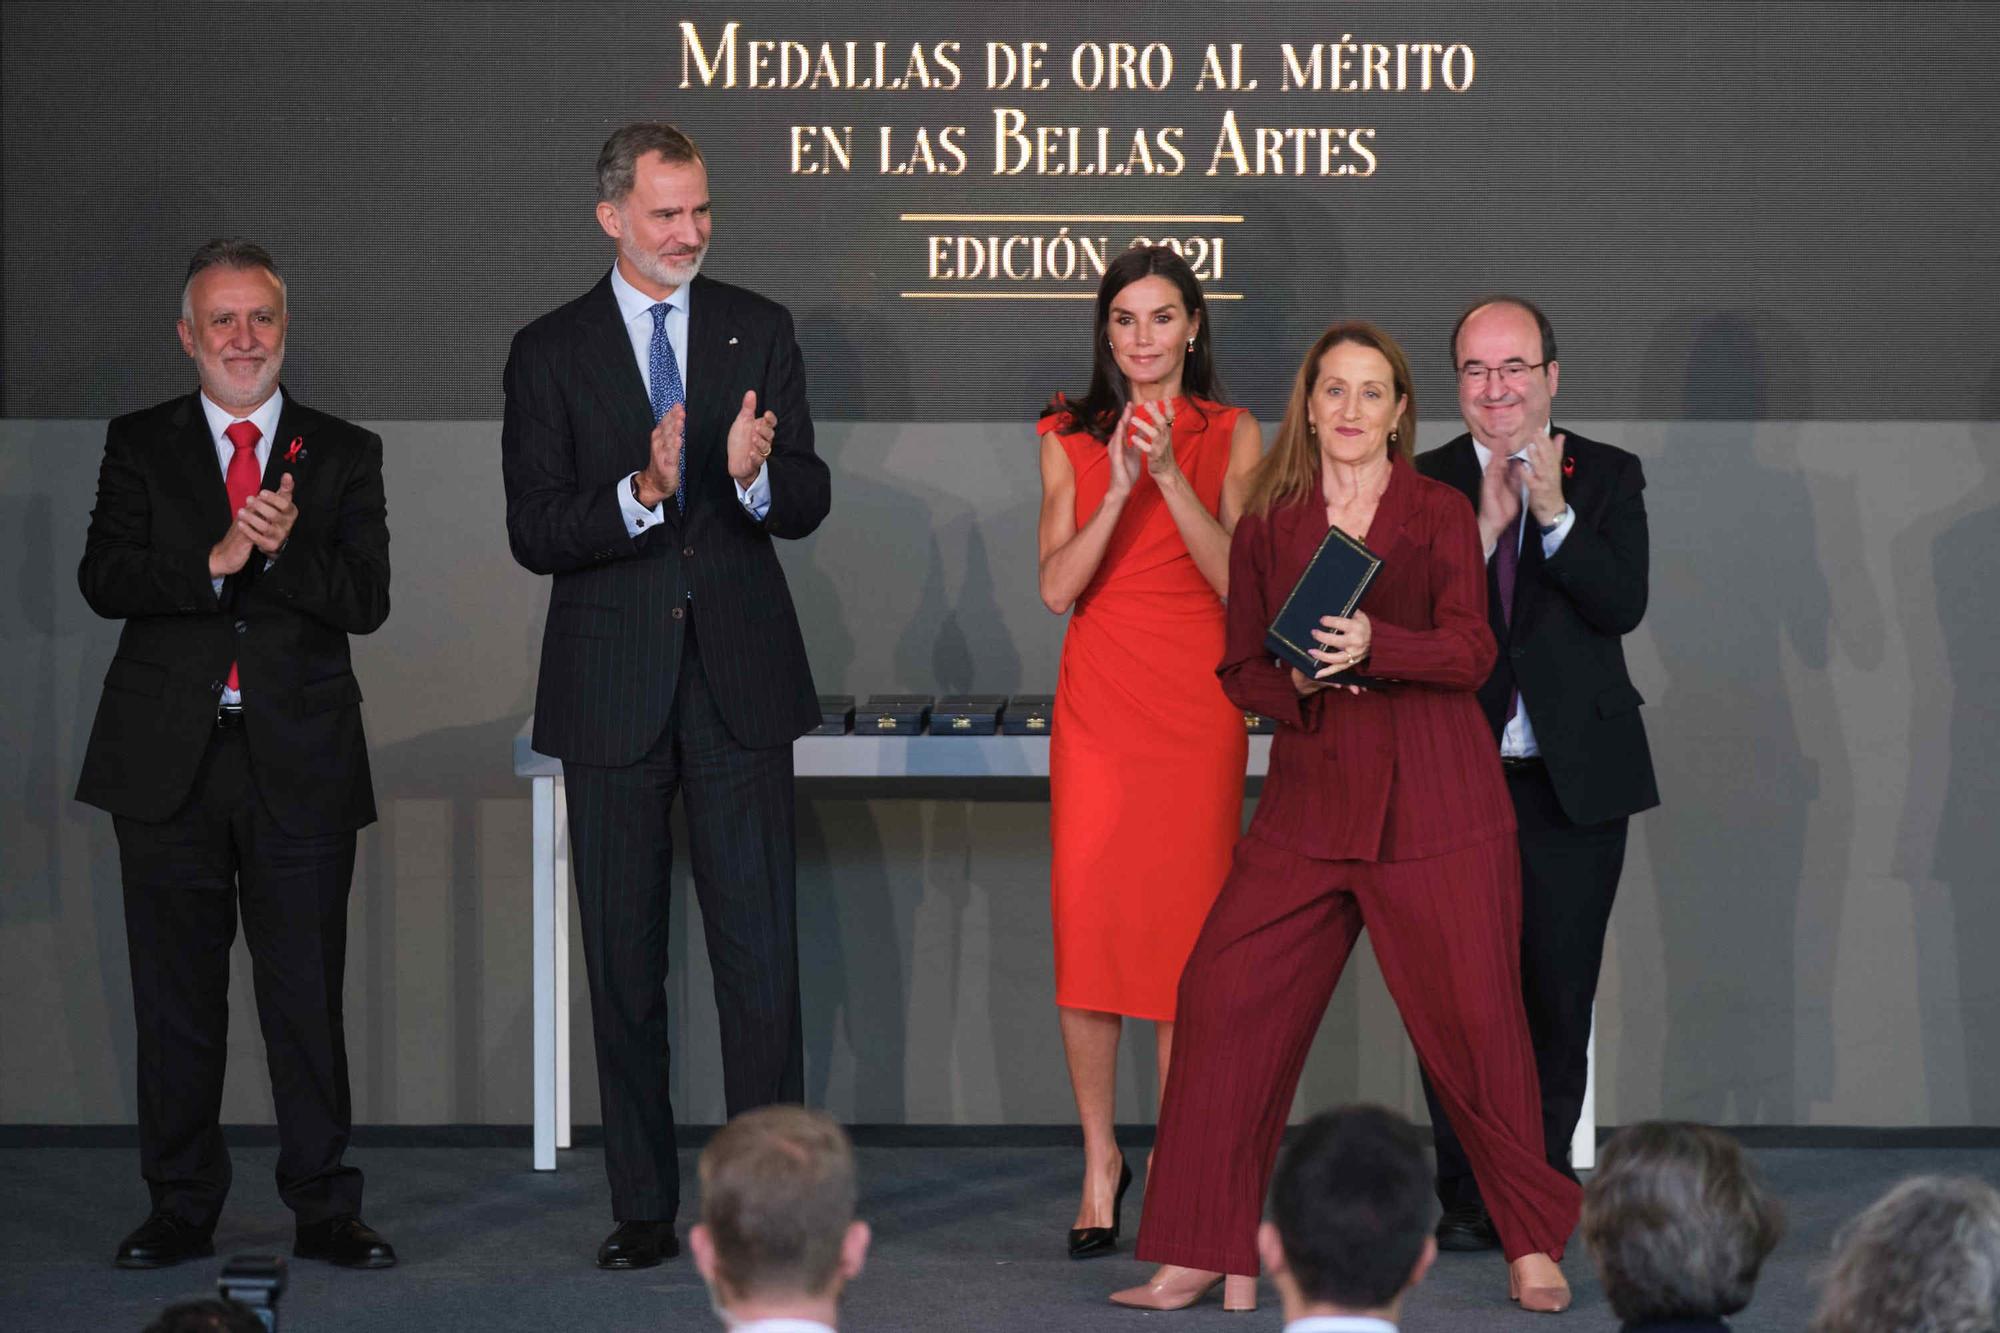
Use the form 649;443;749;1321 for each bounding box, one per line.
4;2;1998;1131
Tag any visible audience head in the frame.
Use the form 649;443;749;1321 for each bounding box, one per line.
1810;1174;2000;1333
1051;244;1220;442
691;1105;869;1325
1258;1105;1437;1323
1247;320;1417;515
141;1299;266;1333
1582;1122;1785;1325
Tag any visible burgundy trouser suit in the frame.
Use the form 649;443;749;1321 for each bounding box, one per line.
1137;831;1580;1270
1135;457;1582;1272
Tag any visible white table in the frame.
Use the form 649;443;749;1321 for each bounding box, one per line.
512;724;1594;1170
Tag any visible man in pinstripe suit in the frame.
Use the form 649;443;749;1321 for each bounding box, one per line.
502;122;831;1270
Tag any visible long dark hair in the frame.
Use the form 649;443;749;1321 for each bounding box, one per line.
1043;246;1224;442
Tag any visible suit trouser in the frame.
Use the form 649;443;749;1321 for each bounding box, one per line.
114;725;363;1231
563;618;804;1222
1136;830;1581;1272
1422;759;1629;1207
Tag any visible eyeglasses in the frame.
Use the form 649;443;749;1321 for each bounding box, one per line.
1457;360;1547;387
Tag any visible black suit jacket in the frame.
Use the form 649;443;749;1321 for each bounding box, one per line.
1417;430;1659;826
502;272;830;763
76;390;390;835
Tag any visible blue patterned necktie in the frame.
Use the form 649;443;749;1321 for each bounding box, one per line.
648;301;687;513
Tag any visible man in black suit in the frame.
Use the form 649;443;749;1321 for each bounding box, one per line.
1415;296;1658;1249
502;122;831;1270
77;239;395;1270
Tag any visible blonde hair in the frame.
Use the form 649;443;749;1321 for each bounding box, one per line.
1244;321;1417;517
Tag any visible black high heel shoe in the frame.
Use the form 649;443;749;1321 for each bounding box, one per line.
1068;1157;1133;1259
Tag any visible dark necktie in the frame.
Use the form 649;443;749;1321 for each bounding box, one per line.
223;420;262;691
1493;491;1524;724
1494;498;1523;625
648;302;687;514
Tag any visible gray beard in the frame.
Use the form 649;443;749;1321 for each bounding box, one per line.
630;244;704;291
206;356;284;414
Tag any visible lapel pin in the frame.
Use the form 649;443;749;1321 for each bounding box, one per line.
727;336;739;346
1561;455;1575;478
285;437;306;463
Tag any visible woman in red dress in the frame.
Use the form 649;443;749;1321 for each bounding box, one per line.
1036;246;1263;1260
1111;322;1580;1313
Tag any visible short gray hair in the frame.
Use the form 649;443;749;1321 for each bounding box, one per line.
180;238;285;321
1582;1122;1785;1324
1812;1175;2000;1333
596;122;704;204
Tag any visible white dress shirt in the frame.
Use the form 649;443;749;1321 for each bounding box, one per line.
1285;1316;1398;1333
608;264;770;534
1472;434;1574;759
726;1320;836;1333
199;388;285;705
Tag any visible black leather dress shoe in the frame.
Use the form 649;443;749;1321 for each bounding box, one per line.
597;1221;678;1270
1068;1157;1133;1259
115;1212;215;1269
294;1217;398;1269
1435;1201;1500;1252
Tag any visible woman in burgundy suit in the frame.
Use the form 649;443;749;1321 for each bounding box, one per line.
1111;322;1581;1314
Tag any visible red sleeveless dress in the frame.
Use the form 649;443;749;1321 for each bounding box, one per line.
1041;396;1248;1020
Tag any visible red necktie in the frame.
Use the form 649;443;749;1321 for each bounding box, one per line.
223;420;262;691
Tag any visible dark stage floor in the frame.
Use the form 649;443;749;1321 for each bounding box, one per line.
5;1141;1994;1331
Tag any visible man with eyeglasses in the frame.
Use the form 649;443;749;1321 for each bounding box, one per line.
1414;296;1658;1253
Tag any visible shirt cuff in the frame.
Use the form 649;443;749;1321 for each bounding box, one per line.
618;472;665;535
735;463;772;521
1539;505;1576;557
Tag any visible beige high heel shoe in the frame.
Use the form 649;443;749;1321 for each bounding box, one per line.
1508;1252;1571;1313
1109;1265;1258;1311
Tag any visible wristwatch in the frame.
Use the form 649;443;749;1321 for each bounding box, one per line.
1538;506;1570;536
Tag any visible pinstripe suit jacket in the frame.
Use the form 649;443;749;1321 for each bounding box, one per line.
503;273;830;763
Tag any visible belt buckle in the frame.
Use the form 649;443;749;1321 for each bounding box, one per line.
216;704;245;731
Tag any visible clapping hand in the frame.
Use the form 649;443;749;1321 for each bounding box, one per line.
209;515;256;577
726;390;778;482
1127;399;1179;478
637;403;684;508
1477;445;1524;553
235;473;298;558
1517;428;1567;526
1105;403;1142;502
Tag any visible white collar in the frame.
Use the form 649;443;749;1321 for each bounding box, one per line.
198;386;284;448
1470;423;1553;469
724;1320;837;1333
1284;1317;1398;1333
610;262;689;326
